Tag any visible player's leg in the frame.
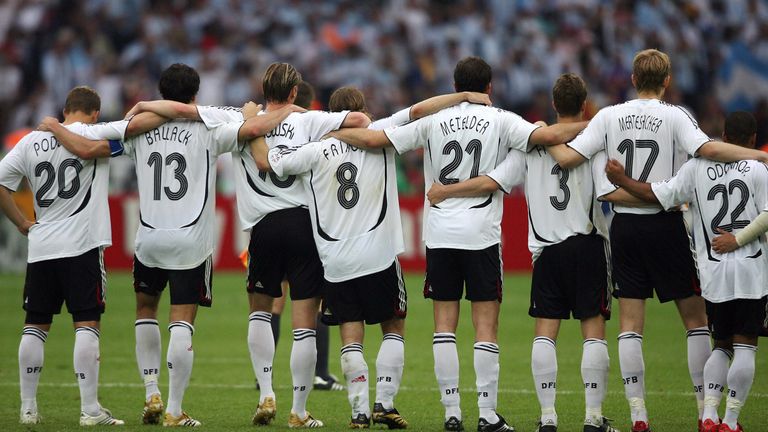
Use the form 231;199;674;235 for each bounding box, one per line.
314;308;341;390
580;316;612;432
375;319;405;417
532;319;560;430
288;297;321;423
675;294;711;425
272;281;288;344
701;338;732;431
426;247;464;429
133;256;166;423
617;298;648;429
340;321;369;428
248;291;277;411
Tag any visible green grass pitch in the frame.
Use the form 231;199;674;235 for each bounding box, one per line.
0;271;765;431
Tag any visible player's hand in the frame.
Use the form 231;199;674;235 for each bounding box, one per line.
712;228;739;253
605;159;626;184
124;101;145;118
37;116;60;132
464;92;492;106
241;101;262;119
534;120;548;127
17;220;33;236
427;183;448;206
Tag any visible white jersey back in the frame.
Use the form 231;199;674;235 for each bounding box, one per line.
384;102;539;249
267;108;410;282
0;121;127;262
652;159;768;302
488;148;615;261
197;106;350;230
122;118;242;269
569;99;712;214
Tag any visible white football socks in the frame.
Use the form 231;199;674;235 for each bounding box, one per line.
248;312;275;402
475;342;500;424
722;344;756;430
375;334;404;410
290;328;317;419
74;327;101;416
702;347;732;422
135;319;161;400
433;333;461;420
618;331;647;423
687;327;712;419
19;327;47;414
582;338;609;423
532;337;557;426
341;343;370;417
166;321;194;417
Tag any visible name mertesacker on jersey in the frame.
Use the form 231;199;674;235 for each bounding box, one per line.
439;115;491;137
617;114;663;133
145;125;193;146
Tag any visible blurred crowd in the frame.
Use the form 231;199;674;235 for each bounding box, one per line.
1;0;767;195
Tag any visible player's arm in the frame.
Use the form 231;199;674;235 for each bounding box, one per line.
427;176;500;206
340;112;371;128
125;100;200;120
529;121;588;147
546;144;588;169
604;158;659;204
599;188;650;206
239;105;306;140
251;136;271;172
125;112;168;138
696;141;768;164
328;128;391;150
38;117;119;159
712;211;768;253
409;92;491;120
0;186;33;236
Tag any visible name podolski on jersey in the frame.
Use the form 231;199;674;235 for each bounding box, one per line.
145;126;192;146
266;122;295;140
323;141;359;160
32;135;61;156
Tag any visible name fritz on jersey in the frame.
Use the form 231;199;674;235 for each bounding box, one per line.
323;140;359;160
145;125;192;146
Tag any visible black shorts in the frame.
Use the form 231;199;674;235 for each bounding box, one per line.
23;247;106;323
529;234;611;320
246;207;323;301
424;244;502;302
133;256;213;307
610;211;700;303
706;297;768;341
322;260;407;325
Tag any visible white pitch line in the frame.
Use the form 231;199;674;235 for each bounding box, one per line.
0;381;765;398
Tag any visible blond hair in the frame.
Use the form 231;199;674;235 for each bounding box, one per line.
262;63;302;103
632;49;670;94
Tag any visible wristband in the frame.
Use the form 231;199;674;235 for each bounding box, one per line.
108;139;124;157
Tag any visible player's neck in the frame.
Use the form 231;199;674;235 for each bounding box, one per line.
556;115;582;124
265;101;291;112
636;90;664;100
62;113;95;125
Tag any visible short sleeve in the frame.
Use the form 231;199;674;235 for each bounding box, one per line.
0;143;26;191
498;109;540;152
384;118;429;154
208;121;244;156
672;106;713;156
486;150;526;193
751;163;768;212
79;120;129;140
370;107;410;131
198;105;244;128
590;150;618;199
305;110;350;141
568;109;607;159
651;159;697;210
269;141;322;177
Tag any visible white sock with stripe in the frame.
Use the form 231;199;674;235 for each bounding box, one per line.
375;333;404;410
687;326;712;419
74;327;101;416
475;342;500;424
341;343;370;417
248;312;275;402
722;344;756;429
135;319;161;400
618;331;647;423
582;338;609;424
433;333;461;420
532;337;557;426
19;327;47;414
166;321;194;417
290;328;317;418
703;347;732;422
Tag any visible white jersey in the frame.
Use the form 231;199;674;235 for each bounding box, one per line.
0;121;128;262
488;147;615;261
652;159;768;302
197;106;350;230
384;102;539;250
122;117;243;269
267;108;410;282
569;98;712;215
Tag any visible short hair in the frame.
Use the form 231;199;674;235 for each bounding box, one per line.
552;73;587;117
158;63;199;103
294;81;316;109
329;86;366;113
723;111;757;147
453;56;492;93
632;49;670;94
263;62;302;103
63;86;100;115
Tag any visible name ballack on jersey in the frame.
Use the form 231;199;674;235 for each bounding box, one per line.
145;125;193;146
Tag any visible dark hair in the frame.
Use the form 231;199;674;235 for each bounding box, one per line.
552;73;587;117
453;56;492;93
158;63;200;103
63;86;100;115
294;81;316;109
263;62;302;103
723;111;757;147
